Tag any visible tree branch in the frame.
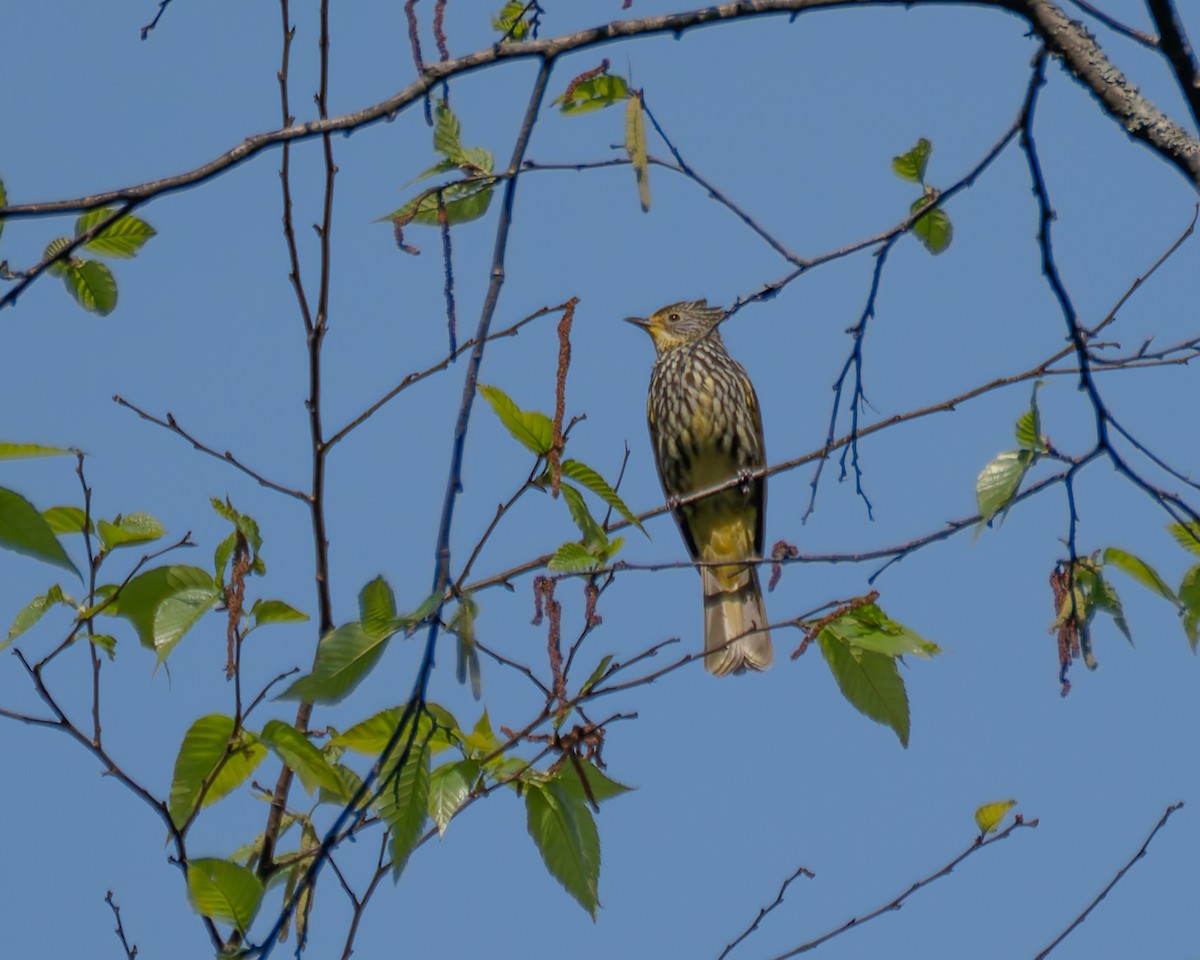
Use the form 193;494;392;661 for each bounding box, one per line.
1;1;1196;227
1033;802;1184;958
1146;0;1200;132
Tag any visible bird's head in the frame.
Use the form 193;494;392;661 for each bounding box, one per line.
625;299;726;355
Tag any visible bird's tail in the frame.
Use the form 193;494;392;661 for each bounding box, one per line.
701;563;773;676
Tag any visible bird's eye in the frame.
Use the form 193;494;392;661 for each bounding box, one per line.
669;313;680;321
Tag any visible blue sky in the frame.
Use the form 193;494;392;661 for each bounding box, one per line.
3;1;1199;958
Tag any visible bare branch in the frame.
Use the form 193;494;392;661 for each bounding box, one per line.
717;864;815;960
768;816;1039;959
1;1;1196;228
104;891;138;960
1146;0;1200;132
112;396;311;501
1033;802;1184;958
1064;0;1159;48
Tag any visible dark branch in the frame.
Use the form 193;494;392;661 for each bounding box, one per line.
1033;802;1184;958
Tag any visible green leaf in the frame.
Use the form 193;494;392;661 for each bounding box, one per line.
892;138;932;182
492;0;531;39
43;236;74;277
0;486;81;577
169;714;267;828
478;384;554;455
331;706;410;754
75;207;156;258
548;541;601;572
321;762;366;808
103;565;220;662
625;91;650;212
818;629;910;747
974;798;1017;835
557;760;633;805
821;603;940;658
555;74;630;114
432;99;466;163
1168;522;1200;557
331;703;459;756
975;450;1032;528
559;460;645;535
210;497;264;554
258;719;347;800
578;654;613;695
0;441;73;460
559;482;606;549
376;740;431;878
360;575;398;639
463;708;503;759
1178;564;1200;651
911;195;952;255
186;858;263;932
428;759;480;836
91;633;117;659
449;595;482;699
42;505;91;535
1015;380;1044;451
3;584;69;649
383;179;496;227
249;598;309;626
1086;568;1132;645
210;498;264;582
97;512;165;551
1103;547;1178;604
524;778;600;917
62;259;118;315
277;622;389;705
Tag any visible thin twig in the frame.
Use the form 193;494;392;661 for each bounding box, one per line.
1065;0;1159;48
104;891;138;960
717;864;815;960
1033;802;1184;959
325;300;573;448
112;396;310;501
768;816;1038;959
1146;0;1200;132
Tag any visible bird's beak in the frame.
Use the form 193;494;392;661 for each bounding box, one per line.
624;315;650;329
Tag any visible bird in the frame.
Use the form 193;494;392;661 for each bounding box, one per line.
625;299;773;676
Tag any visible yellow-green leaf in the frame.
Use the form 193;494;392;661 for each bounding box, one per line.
911;194;952;255
98;512;164;551
277;622;390;705
555;74;630;114
478;384;553;455
559;459;645;535
0;441;73;460
428;759;480;836
892;138;932;183
169;714;267;828
102;565;220;661
548;541;600;572
63;259;118;315
1103;547;1178;605
186;858;263;932
625;91;650;212
975;450;1032;528
75;207;156;258
1168;522;1200;557
974;798;1017;835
